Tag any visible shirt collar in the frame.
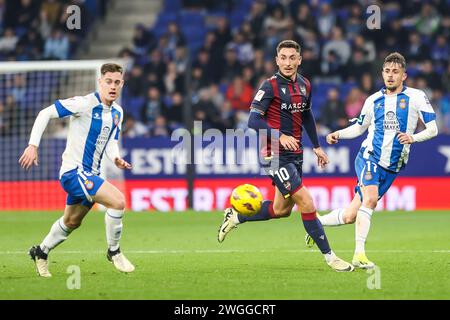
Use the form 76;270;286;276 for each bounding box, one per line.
276;71;297;83
95;91;115;109
380;85;407;95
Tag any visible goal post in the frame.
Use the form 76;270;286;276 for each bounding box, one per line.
0;60;127;211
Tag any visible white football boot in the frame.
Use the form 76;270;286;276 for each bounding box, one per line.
217;208;239;243
29;245;52;278
327;256;355;272
107;248;135;273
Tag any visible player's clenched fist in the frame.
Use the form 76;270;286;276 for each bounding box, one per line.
114;157;132;170
19;144;39;170
326;132;340;144
397;132;414;144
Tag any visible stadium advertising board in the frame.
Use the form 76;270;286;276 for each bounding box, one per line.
0;136;449;210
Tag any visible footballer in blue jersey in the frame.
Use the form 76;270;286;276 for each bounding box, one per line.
306;53;438;268
19;63;135;277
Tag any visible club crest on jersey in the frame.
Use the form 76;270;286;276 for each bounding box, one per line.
300;85;306;95
84;180;94;190
283;181;291;191
364;170;373;181
114;114;120;126
399;98;407;109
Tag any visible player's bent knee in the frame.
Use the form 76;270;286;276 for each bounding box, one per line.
363;197;378;209
273;208;291;217
64;219;81;229
111;196;126;211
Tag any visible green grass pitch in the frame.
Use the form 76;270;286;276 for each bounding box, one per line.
0;210;449;300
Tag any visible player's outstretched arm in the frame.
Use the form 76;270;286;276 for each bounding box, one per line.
105;139;132;170
19;105;59;170
114;157;132;170
328;121;368;144
19;145;38;170
397;120;438;144
302;108;329;167
326;132;340;144
313;147;329;168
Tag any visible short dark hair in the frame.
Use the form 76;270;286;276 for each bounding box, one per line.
276;40;301;55
101;63;123;75
383;52;406;70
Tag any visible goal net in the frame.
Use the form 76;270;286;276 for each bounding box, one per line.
0;60;126;211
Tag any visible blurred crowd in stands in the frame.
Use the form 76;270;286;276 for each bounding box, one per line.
0;0;108;61
0;0;449;139
0;0;108;136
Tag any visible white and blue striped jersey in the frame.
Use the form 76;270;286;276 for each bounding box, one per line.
55;92;123;177
356;86;436;172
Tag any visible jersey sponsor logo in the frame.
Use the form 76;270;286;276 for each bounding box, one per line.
254;90;265;101
281;101;309;113
281;88;286;94
96;126;111;147
93;113;101;119
374;101;383;109
383;111;400;131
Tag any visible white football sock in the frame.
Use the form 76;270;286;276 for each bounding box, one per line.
355;206;374;254
318;208;345;226
40;217;73;254
105;208;124;251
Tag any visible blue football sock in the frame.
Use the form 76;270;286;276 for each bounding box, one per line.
237;201;278;223
301;212;331;254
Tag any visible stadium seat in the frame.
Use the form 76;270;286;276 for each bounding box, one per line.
340;82;357;98
385;8;400;20
180;11;205;28
183;26;207;47
337;9;349;21
125;96;146;120
164;0;182;13
84;0;98;16
229;11;246;30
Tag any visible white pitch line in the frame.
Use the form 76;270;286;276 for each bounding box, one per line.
0;249;449;255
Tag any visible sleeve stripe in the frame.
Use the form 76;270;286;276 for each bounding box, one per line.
421;111;436;123
250;105;265;114
55;100;73;118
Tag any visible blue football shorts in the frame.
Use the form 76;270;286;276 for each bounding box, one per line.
354;152;398;201
262;156;303;198
60;168;105;209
